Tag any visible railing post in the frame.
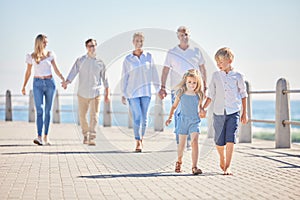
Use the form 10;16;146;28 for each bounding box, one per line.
52;90;60;124
275;78;291;148
103;99;112;127
154;94;164;132
128;108;133;129
28;90;35;122
239;81;252;143
5;90;12;121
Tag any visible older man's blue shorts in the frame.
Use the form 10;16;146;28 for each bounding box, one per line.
213;111;240;146
175;115;201;135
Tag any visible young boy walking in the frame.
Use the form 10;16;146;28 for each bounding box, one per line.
201;47;248;175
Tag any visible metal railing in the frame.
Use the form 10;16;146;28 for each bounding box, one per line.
1;91;166;132
1;77;299;148
239;78;300;148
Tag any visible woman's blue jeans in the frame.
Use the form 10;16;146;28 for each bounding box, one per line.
33;78;56;136
128;96;151;140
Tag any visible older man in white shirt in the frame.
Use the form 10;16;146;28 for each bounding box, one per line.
159;26;207;148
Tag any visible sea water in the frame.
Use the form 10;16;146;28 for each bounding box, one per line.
0;99;299;131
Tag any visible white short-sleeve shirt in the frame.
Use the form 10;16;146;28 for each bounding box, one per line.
164;46;205;89
25;51;55;76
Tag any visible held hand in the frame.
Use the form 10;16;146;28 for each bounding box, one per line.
61;81;68;90
121;96;127;105
199;109;207;118
158;89;167;100
104;95;110;104
241;112;248;124
22;87;26;95
165;118;172;126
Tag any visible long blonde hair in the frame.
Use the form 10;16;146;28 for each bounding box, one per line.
175;69;204;100
32;34;47;64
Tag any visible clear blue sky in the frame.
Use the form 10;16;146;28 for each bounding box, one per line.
0;0;299;100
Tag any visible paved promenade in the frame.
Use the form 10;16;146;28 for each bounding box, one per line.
0;121;299;199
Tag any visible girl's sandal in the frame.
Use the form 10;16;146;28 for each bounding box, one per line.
192;167;202;175
135;149;142;153
175;161;182;173
135;147;142;153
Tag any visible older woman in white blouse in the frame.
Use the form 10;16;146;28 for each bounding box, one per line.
22;34;65;145
121;32;160;152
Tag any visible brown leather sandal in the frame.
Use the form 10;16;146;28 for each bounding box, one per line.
192;167;202;175
175;161;182;173
135;148;142;152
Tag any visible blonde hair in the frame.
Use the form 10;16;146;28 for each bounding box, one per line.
175;69;204;100
132;32;144;41
32;34;47;64
215;47;234;61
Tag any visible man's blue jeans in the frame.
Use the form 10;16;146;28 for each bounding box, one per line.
33;78;56;136
128;96;151;140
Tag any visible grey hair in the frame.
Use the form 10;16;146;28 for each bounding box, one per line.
132;32;144;41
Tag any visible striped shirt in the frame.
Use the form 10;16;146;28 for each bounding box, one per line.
66;54;109;99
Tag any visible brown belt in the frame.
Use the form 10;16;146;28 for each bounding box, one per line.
34;75;53;79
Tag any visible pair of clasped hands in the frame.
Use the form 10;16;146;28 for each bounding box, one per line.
61;80;69;90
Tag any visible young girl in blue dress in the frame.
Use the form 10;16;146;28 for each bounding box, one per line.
165;69;205;175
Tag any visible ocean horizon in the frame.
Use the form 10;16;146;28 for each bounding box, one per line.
0;99;299;132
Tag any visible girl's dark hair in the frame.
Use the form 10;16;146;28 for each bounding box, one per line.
85;38;97;46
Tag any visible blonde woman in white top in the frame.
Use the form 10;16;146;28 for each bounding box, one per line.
22;34;65;145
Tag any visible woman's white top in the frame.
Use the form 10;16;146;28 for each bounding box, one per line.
25;51;55;76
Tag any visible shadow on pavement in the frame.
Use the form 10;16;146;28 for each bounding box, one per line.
1;149;177;155
236;150;300;168
78;171;220;179
0;144;34;147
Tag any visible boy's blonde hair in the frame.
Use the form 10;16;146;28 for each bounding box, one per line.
133;32;144;41
175;69;204;101
215;47;234;61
